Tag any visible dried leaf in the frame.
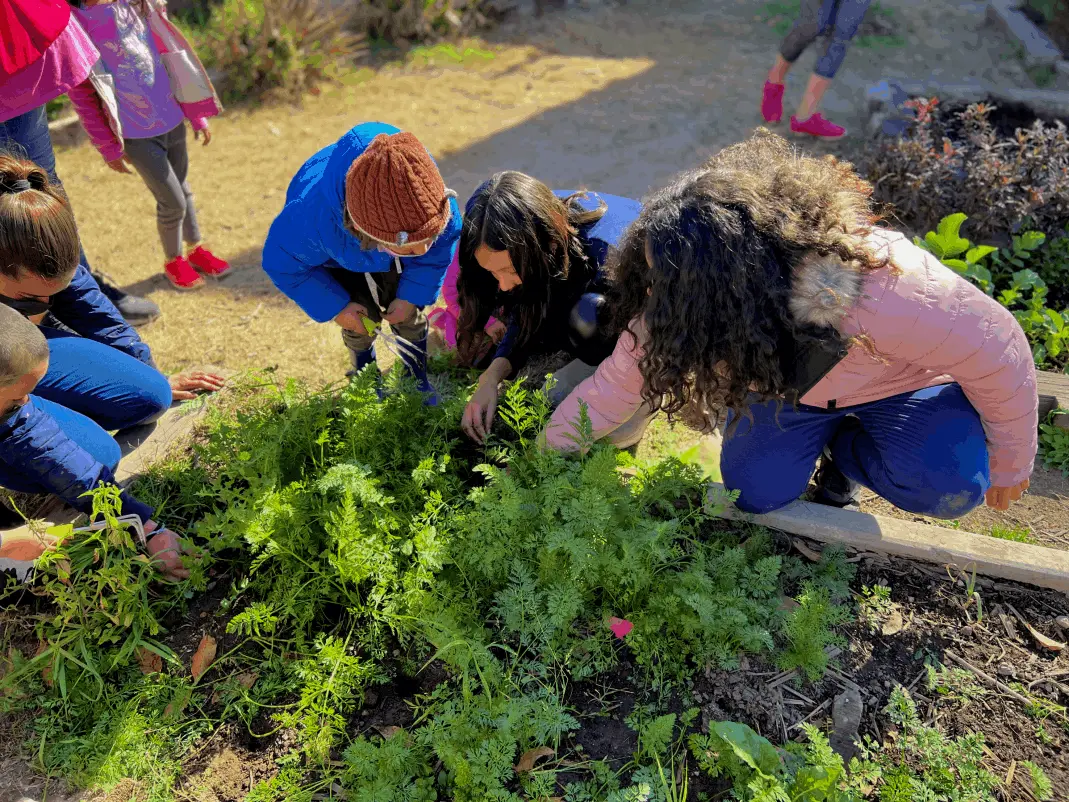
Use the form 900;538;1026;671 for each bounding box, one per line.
792;538;822;562
236;671;258;689
778;595;801;612
515;745;554;774
881;608;904;636
375;725;404;740
137;646;162;675
1023;621;1066;652
35;640;52;688
191;635;217;681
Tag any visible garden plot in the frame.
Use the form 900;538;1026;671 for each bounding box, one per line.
1;372;1065;802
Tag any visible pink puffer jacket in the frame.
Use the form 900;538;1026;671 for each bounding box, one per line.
543;229;1039;488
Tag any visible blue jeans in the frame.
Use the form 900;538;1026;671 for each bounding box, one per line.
0;105;94;275
780;0;873;79
0;328;171;494
721;384;991;519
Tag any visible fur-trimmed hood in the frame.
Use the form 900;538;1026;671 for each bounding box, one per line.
788;253;865;330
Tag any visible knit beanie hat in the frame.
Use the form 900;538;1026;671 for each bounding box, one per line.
345;132;454;248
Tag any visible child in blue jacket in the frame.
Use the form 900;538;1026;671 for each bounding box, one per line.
261;123;461;402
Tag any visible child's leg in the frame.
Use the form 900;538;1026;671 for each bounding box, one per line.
831;384;989;519
328;268;383;375
123;131;189;262
777;0;837;72
163;124;202;248
814;0;872;83
0;397;122;495
33;327;172;431
721;399;844;514
545;360;598;408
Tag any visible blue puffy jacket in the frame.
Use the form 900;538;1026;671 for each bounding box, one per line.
491;189;642;372
261;122;462;323
0;269;156;521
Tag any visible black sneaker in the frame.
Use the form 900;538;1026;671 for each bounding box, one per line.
92;271;161;327
812;455;861;511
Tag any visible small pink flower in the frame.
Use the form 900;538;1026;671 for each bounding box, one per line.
608;617;633;639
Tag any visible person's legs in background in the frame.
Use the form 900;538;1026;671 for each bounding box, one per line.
544;359;654;449
828;384;990;519
33;327;171;431
0;106;161;325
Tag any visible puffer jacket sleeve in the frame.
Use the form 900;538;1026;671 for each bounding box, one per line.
861;243;1038;487
261;208;352;323
542;320;647;450
395;196;462;308
66;76;124;163
49;264;154;366
0;399;155;522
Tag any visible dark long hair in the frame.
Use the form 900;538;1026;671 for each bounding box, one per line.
456;171;606;365
609;130;887;428
0;154;80;281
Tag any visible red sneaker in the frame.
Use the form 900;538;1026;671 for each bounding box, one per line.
790;113;846;139
761;81;785;123
164;256;204;290
187;245;231;278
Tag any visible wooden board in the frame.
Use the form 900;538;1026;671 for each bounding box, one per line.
706;483;1069;593
1038;369;1069;427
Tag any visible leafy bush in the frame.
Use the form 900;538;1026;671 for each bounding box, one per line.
1040;410;1069;474
191;0;367;104
350;0;502;42
915;213;1069;372
865;99;1069;240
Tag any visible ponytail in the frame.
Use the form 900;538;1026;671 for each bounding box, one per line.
0;154;80;281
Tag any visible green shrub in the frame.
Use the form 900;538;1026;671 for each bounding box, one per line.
1040;410;1069;474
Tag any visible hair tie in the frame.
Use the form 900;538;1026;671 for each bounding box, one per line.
5;179;32;193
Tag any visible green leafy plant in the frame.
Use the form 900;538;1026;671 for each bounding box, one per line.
1039;410;1069;474
925;663;986;704
857;584;894;634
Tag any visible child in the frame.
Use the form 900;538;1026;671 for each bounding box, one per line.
261;123;462;404
426;250;507;362
760;0;873;139
543;131;1037;518
69;0;230;290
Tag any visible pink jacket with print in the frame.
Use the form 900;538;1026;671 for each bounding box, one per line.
71;0;221;162
543;229;1039;488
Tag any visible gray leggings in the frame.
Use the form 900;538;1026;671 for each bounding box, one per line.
780;0;872;79
123;123;201;261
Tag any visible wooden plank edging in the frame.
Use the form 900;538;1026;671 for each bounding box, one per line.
705;483;1069;594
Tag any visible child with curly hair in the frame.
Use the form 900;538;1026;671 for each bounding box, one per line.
543;131;1037;519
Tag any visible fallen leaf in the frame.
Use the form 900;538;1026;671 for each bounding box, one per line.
515;745;554;774
137;647;162;675
375;725;404;740
778;595;800;612
1023;621;1066;652
607;617;633;639
210;691;221;705
881;608;904;636
191;635;217;681
792;538;822;563
236;671;258;689
35;641;52;688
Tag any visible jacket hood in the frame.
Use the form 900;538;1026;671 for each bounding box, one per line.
789;252;865;330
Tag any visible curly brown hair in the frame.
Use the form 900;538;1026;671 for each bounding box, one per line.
609;130;888;428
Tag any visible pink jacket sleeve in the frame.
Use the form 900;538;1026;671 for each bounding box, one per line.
67;77;123;162
859;245;1038;487
543;321;647;450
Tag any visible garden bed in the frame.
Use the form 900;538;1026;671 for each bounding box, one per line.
1;375;1066;802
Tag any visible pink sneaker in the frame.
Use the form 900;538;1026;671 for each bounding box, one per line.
187;245;231;278
790;113;846;139
164;256;204;290
761;81;785;123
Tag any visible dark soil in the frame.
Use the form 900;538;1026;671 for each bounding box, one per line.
1021;2;1069;57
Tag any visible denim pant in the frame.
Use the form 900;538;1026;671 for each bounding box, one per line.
721;384;991;519
0;105;98;277
123;124;202;261
780;0;873;79
0;328;171;495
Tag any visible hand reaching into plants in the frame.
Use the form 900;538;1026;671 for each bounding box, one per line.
985;478;1029;511
462;358;512;443
383;298;415;325
486;319;508;344
170;371;226;401
195;124;212;146
144;520;192;581
334;302;371;334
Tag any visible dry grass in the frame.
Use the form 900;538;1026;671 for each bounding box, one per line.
58;41;652;386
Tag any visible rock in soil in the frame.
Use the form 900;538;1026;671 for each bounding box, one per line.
830;688;864;762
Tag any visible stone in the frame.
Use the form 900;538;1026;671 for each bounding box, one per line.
987;0;1062;67
830;688;864;762
1055;615;1069;632
997;662;1017;678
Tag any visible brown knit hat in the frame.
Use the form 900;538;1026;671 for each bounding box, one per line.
345;132;453;247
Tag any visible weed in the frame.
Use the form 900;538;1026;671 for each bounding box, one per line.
925;663;986;704
988;524;1034;543
1040;410;1069;474
1023;759;1056;800
858;584;894;633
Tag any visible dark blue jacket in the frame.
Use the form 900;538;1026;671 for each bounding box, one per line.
261;123;463;322
492;190;641;371
52;264;154;366
0;270;155;521
0;398;153;522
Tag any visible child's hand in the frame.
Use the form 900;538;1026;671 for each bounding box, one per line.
985;478;1029;511
486;320;508;344
195;125;212;146
384;298;415;325
144;522;193;582
334;302;371;334
169;371;226;401
106;156;133;174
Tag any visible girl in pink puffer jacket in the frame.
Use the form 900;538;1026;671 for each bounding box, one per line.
542;131;1037;519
